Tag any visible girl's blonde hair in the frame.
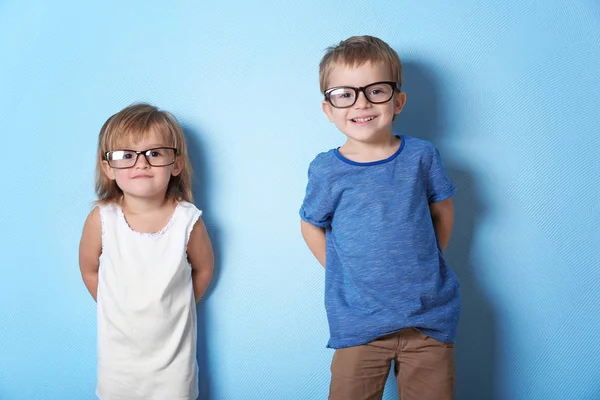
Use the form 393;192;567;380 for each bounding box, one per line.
95;103;193;204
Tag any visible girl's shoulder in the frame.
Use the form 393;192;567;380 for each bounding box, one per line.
95;200;119;212
176;200;203;219
94;202;121;224
176;200;195;209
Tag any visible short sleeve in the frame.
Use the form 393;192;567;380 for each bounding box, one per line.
299;160;334;228
427;146;456;203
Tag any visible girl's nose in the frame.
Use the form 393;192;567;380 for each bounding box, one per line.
134;154;150;168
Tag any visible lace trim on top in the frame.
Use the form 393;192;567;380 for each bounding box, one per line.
116;202;181;238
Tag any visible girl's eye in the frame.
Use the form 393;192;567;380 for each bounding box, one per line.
149;150;162;157
122;153;133;159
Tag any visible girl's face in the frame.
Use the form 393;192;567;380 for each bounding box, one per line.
102;131;182;202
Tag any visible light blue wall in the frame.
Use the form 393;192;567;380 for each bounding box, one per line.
1;1;599;399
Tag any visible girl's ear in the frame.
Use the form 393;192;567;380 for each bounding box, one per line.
102;160;116;180
171;158;183;177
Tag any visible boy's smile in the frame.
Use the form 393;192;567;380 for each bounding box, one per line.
322;62;406;146
351;115;377;124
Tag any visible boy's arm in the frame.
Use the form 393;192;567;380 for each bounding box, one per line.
79;207;102;301
429;197;454;252
187;218;214;303
300;220;326;268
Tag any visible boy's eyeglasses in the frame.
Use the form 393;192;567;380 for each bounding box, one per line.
324;81;400;109
104;147;177;169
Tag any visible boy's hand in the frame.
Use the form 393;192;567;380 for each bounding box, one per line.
429;197;454;252
300;220;326;268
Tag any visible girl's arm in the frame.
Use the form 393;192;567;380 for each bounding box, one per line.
429;197;454;253
300;220;326;268
187;218;214;303
79;207;102;301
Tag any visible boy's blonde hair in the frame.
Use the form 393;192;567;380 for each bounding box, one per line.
319;35;403;93
95;103;194;204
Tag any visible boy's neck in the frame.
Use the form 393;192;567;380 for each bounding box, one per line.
339;133;401;163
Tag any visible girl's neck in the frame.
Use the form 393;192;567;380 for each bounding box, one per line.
120;194;173;215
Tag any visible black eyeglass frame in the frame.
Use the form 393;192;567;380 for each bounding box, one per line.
323;81;402;109
104;147;178;169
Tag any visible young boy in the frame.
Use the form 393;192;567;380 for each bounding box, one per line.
300;36;460;400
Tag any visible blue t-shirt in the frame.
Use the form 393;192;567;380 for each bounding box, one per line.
300;135;460;349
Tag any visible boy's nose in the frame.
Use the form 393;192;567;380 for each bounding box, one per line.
354;91;370;108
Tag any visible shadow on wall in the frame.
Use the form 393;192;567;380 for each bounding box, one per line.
383;61;498;400
184;126;221;400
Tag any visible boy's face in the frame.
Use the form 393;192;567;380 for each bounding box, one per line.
322;61;406;144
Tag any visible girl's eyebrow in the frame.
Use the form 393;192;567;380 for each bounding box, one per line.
117;144;168;150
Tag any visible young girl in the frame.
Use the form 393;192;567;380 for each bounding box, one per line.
79;103;214;400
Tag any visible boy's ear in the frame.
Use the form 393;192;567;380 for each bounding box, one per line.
394;91;407;115
322;100;335;122
102;160;116;180
171;158;183;177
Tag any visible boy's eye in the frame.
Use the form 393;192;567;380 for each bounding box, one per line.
367;84;392;97
369;86;388;94
332;91;353;99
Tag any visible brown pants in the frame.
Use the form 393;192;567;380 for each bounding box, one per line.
329;328;454;400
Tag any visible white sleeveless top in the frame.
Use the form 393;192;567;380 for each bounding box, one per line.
96;201;201;400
